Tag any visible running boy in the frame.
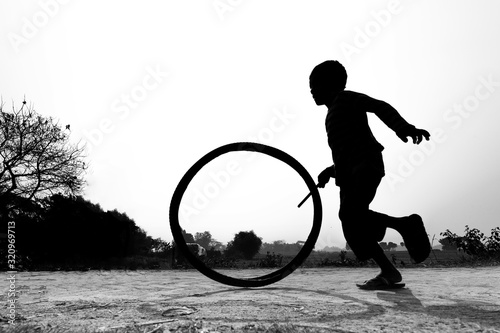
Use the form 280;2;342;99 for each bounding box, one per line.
309;60;431;290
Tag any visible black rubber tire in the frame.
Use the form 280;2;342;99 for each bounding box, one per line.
169;142;322;287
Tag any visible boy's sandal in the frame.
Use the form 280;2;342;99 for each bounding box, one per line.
356;276;406;290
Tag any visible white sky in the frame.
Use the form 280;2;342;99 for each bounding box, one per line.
2;0;500;249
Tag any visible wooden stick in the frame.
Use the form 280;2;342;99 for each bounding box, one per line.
297;183;319;208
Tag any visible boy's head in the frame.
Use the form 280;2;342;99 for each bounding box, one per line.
309;60;347;106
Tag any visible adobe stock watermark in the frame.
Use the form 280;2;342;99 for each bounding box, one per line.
82;64;168;153
339;0;403;63
7;0;71;53
180;106;296;223
385;74;500;191
212;0;244;21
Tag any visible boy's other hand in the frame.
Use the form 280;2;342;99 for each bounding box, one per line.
318;166;335;188
397;127;431;144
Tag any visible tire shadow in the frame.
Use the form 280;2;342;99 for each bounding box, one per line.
168;286;387;322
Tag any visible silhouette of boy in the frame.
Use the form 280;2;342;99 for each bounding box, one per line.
310;60;431;290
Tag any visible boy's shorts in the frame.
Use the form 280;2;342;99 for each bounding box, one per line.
335;151;385;187
337;152;386;261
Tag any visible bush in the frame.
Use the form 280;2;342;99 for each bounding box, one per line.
259;252;283;268
440;226;500;260
201;249;239;269
225;231;262;260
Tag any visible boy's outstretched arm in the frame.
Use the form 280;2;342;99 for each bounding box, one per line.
359;94;431;144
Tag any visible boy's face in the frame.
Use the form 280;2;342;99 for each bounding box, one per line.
309;78;335;106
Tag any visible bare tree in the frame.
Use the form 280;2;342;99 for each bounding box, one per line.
0;100;87;217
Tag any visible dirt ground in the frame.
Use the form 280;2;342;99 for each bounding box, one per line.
2;266;500;332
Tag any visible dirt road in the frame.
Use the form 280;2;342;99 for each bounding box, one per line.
2;267;500;332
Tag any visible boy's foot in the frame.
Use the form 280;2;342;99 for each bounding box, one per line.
356;275;406;290
400;214;431;264
379;270;402;284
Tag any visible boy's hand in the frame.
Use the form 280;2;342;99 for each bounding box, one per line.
318;166;335;188
397;126;431;144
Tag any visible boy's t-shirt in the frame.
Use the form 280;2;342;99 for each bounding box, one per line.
325;90;413;186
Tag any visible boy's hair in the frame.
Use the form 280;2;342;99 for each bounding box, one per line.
310;60;347;92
